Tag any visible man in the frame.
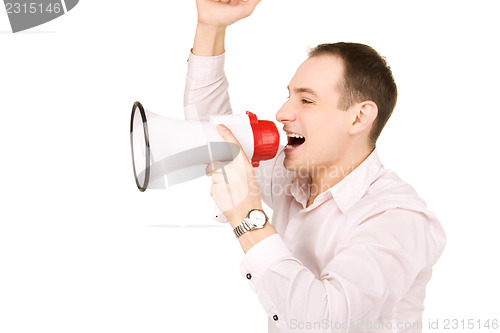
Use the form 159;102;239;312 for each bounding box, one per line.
184;0;446;332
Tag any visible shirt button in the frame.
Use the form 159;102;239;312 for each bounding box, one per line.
246;273;252;280
273;314;279;321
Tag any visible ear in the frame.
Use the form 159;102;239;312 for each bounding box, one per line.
348;101;378;135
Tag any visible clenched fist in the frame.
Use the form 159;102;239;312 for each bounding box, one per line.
196;0;261;28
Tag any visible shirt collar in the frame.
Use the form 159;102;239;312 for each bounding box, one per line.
289;149;383;212
329;148;383;214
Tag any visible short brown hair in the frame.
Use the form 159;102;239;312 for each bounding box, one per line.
308;42;398;147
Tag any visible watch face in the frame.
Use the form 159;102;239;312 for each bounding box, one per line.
248;210;267;228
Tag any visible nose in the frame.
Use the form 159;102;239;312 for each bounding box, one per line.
275;99;296;124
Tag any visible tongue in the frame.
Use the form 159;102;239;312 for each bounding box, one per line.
289;137;305;146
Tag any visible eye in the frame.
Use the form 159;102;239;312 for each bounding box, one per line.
301;98;313;104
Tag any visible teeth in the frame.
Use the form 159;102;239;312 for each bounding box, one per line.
287;133;304;139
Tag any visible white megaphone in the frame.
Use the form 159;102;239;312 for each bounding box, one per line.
130;101;280;221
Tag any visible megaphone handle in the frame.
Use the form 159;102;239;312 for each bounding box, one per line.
211;165;229;223
212;205;228;223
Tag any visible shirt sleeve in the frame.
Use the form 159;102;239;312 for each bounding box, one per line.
240;208;444;332
184;51;232;121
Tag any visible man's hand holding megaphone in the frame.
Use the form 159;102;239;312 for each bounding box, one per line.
206;124;277;252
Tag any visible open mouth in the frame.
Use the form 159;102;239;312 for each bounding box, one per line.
285;133;306;149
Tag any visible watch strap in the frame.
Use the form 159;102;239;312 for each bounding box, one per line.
234;220;252;238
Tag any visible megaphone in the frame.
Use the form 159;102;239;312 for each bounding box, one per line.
130;101;280;193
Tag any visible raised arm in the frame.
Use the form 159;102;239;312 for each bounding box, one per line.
184;0;261;121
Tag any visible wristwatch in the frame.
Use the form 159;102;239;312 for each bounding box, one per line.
233;209;269;238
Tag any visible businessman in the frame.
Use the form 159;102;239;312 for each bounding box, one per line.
184;1;447;332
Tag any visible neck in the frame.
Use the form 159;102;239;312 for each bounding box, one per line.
306;146;374;207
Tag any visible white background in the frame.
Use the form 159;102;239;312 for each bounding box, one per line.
1;1;499;332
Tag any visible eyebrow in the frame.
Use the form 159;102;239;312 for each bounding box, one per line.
287;85;319;97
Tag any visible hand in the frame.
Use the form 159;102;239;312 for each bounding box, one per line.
196;0;261;28
206;125;262;228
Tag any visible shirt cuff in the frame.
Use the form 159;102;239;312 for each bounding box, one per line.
239;234;293;292
186;50;226;83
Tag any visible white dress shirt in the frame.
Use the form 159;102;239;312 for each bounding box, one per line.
184;52;447;333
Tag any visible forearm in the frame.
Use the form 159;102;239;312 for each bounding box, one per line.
239;235;341;331
192;23;226;56
184;33;232;121
238;223;277;254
